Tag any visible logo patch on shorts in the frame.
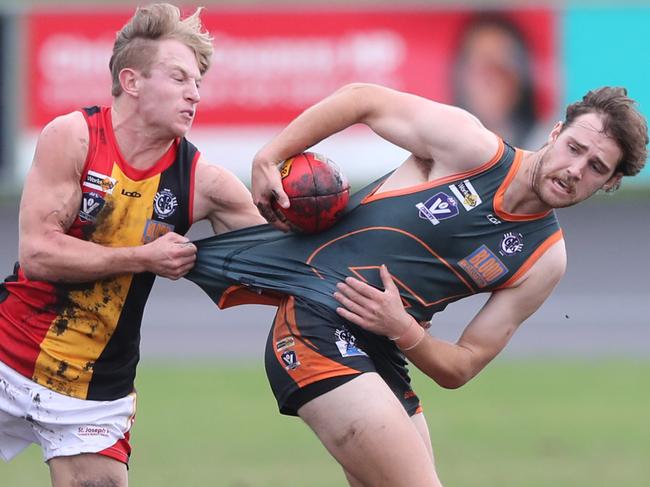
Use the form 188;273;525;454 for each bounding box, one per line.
79;192;105;222
77;426;110;437
142;219;175;243
500;232;524;256
153;188;178;219
334;328;367;358
83;171;117;194
281;350;300;370
416;192;459;226
458;245;508;288
449;180;482;211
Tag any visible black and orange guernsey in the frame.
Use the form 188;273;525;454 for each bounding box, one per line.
0;106;199;400
189;140;563;321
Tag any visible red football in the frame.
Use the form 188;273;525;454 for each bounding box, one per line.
273;152;350;233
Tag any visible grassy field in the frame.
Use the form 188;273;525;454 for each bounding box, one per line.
3;359;648;486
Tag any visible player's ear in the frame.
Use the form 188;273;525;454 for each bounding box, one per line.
602;172;623;192
119;68;140;97
547;120;563;143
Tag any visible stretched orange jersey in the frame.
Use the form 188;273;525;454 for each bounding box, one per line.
0;106;199;400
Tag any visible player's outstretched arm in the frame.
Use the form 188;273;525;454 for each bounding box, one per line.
193;159;265;234
334;245;566;388
19;113;197;282
252;83;497;227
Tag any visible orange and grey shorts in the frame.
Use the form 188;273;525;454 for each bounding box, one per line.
264;296;422;417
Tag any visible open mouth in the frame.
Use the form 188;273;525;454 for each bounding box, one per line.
552;177;573;194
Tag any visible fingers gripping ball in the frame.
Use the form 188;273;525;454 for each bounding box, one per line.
273;152;350;233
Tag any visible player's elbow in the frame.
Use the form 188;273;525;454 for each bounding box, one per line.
432;358;478;389
435;370;473;390
19;241;54;281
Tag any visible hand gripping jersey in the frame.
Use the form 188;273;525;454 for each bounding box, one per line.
0;106;198;400
188;140;562;322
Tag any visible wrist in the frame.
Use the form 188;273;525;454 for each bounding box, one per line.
390;316;426;351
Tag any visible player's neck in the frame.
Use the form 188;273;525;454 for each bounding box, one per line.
110;102;174;170
501;149;552;215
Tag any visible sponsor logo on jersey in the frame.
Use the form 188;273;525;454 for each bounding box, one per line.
79;192;105;222
83;171;117;194
500;232;524;256
416;192;459;226
458;244;508;288
121;189;142;198
486;213;502;225
153;188;178;219
281;350;300;370
449;180;482;211
142;219;175;243
276;337;295;351
334;328;367;358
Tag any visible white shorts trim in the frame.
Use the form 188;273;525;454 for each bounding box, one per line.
0;360;136;462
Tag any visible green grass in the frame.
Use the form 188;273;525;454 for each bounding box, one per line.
3;359;648;486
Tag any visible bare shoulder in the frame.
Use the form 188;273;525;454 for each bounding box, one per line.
192;158;263;231
35;111;89;175
194;159;248;201
431;105;501;170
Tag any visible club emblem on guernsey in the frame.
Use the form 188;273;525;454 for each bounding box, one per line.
500;232;524;256
281;350;300;370
79;192;105;222
449;180;482;211
416;192;459;226
334;328;367;358
153;188;178;219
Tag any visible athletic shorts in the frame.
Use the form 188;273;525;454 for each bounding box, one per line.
265;295;422;417
0;360;135;464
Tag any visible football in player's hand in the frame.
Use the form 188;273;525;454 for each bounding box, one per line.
273;152;350;233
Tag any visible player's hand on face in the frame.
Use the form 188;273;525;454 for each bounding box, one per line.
251;155;291;231
143;232;197;280
334;264;414;339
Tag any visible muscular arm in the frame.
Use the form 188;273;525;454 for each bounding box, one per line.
19;112;196;282
334;242;567;389
252;83;498;225
192;159;265;234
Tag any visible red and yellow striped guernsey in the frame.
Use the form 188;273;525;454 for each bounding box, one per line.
0;106;199;400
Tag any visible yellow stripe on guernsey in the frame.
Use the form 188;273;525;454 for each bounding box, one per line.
33;164;161;398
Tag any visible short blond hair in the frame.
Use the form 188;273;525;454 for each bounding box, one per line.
109;3;213;97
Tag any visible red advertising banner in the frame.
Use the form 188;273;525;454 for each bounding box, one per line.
25;7;558;129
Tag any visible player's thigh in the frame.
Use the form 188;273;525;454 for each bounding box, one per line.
298;372;441;487
49;453;127;487
412;411;434;460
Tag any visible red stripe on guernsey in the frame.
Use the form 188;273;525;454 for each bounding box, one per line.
493;148;553;221
188;150;200;225
361;139;505;203
273;297;360;388
80;108;112;177
497;230;564;289
0;269;58;378
306;226;476;293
